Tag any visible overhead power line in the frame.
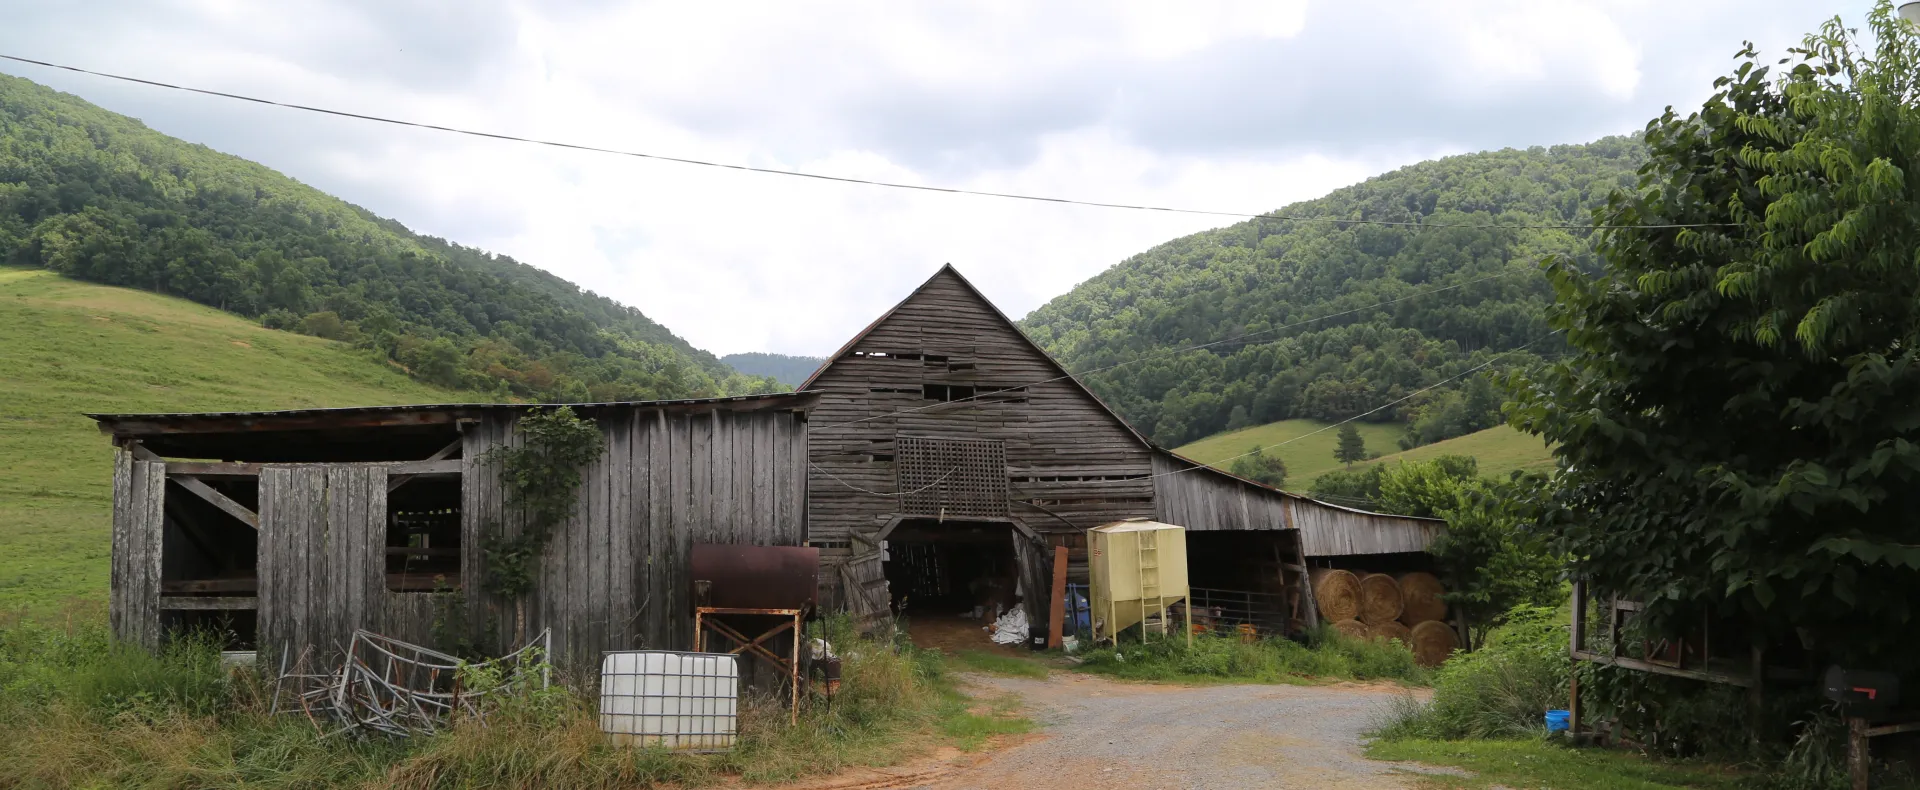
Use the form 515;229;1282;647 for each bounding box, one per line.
2;53;1735;231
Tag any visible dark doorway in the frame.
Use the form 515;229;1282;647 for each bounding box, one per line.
1185;531;1294;637
884;520;1021;617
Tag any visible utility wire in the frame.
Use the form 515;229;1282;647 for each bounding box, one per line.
810;268;1530;432
0;53;1736;231
1151;332;1556;482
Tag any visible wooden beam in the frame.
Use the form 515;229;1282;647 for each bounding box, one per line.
99;409;473;436
158;596;257;611
388;439;464;492
384;458;461;476
171;475;259;530
128;442;163;462
1572;649;1755;687
166;461;261;478
1865;721;1920;738
162;578;257;593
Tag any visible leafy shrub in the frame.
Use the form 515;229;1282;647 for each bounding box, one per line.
1374;604;1568;740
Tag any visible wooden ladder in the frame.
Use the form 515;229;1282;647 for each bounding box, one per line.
1138;530;1167;638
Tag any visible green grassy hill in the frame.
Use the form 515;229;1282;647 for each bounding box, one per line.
0;267;462;612
1360;425;1554;479
1172;419;1405;491
1174;420;1553;492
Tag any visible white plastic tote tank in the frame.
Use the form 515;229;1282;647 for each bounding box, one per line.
600;651;739;751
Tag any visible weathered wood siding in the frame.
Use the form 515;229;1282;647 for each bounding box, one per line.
1293;498;1442;556
806;268;1156;554
258;465;388;663
1149;452;1291;532
109;450;166;649
461;406;808;673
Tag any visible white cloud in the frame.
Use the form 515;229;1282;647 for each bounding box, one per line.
0;0;1873;356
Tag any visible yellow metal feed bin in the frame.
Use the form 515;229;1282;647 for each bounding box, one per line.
1088;519;1191;645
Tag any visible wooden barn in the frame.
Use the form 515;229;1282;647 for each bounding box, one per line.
91;393;818;674
802;265;1442;637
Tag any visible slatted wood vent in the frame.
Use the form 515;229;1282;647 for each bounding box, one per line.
896;436;1008;519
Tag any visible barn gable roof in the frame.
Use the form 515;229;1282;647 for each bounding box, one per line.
802;264;1443;526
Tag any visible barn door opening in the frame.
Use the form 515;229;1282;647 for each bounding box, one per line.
883;519;1026;651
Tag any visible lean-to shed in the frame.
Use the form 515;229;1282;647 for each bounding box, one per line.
801;265;1443;636
91;393;818;674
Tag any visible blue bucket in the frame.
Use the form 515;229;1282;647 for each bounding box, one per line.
1544;709;1571;732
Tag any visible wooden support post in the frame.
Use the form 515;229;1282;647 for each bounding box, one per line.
1850;716;1870;790
1748;646;1766;750
172;474;259;530
1570;579;1585;736
1048;546;1068;649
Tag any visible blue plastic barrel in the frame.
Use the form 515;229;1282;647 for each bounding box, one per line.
1544;709;1571;732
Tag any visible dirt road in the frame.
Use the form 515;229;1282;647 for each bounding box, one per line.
797;671;1449;790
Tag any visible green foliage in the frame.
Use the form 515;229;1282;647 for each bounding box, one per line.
482;407;604;601
1023;139;1647;448
1430;478;1565;645
1334;422;1368;466
1074;630;1425;685
1228;444;1288;487
0;72;777;403
1508;3;1920;666
1373;604;1568;741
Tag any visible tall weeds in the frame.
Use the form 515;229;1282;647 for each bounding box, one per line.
1074;628;1427;685
0;610;1001;789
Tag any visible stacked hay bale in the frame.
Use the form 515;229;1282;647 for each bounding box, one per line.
1308;568;1459;666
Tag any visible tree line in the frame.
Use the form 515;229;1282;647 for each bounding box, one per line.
1022;137;1647;448
0;73;778;402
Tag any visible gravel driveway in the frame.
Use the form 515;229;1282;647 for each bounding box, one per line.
913;672;1442;790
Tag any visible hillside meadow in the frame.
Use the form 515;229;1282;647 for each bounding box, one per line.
1175;419;1553;491
0;268;459;612
1171;418;1405;490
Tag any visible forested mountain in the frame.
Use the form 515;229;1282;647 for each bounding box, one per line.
721;352;825;386
1022;137;1646;448
0;73;776;402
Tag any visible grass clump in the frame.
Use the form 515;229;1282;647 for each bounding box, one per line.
1074;628;1426;685
948;649;1049;679
1372;604;1565;741
0;610;1024;788
1368;738;1746;790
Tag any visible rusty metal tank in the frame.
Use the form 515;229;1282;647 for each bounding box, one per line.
689;544;820;611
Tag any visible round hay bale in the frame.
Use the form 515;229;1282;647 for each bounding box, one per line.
1409;620;1459;667
1398;572;1447;625
1358;573;1404;625
1329;619;1370;641
1368;620;1413;646
1310;568;1361;622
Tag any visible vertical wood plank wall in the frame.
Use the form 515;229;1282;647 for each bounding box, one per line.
109;451;165;649
258;465;387;663
461;406;808;675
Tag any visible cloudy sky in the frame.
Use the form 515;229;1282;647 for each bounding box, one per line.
0;1;1870;356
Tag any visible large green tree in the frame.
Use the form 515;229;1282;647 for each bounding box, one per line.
1509;4;1920;665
